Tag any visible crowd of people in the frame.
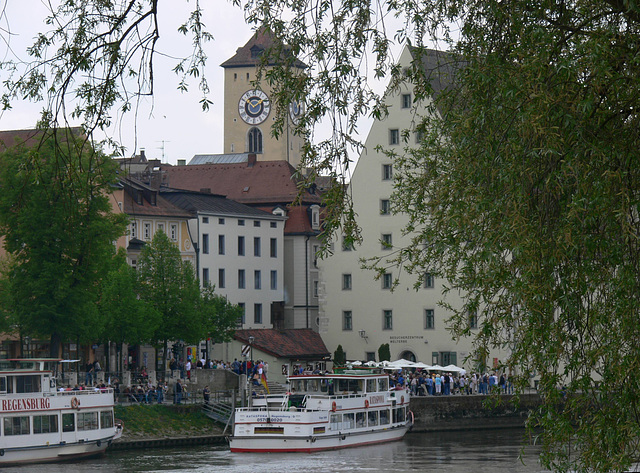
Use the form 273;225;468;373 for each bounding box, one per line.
392;371;514;396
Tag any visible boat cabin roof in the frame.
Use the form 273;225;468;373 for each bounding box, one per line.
0;358;63;373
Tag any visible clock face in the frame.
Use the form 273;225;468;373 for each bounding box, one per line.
239;89;271;125
289;100;304;125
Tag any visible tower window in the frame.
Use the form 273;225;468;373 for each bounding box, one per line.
248;128;263;154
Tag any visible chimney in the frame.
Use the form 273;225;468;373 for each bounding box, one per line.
248;153;257;167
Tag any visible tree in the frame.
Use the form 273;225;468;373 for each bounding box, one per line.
333;345;346;366
137;230;202;372
99;248;160;373
0;129;128;356
378;344;390;363
199;285;243;344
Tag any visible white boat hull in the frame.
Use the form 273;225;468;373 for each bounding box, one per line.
229;424;409;453
0;435;117;465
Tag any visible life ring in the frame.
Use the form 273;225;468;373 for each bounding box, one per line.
364;399;369;408
331;401;337;412
71;397;79;409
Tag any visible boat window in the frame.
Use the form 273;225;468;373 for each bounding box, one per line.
380;409;390;425
319;379;328;393
306;379;319;392
0;376;6;393
291;380;302;392
34;414;59;434
100;410;114;429
3;416;30;436
254;426;284;434
378;377;388;392
337;378;363;393
78;412;99;431
16;374;41;393
366;379;377;393
330;413;342;431
367;410;379;426
62;413;75;432
355;412;366;428
343;412;355;429
395;407;405;423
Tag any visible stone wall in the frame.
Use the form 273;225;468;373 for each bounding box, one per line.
409;394;541;431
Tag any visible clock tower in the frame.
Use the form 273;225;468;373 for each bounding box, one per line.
221;29;306;167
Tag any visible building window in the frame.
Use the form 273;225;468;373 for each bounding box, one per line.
313;245;320;268
342;236;354;251
254;220;261;227
218;217;225;224
157;223;165;232
382;273;392;290
425;309;435;329
270;221;277;228
424;272;435;288
238;219;245;226
381;233;392;250
402;93;411;108
202;234;209;254
416;129;424;144
238;303;245;326
238;269;245;289
130;221;137;239
342;274;352;290
270;238;277;257
270;270;277;290
218;235;225;255
310;204;320;230
389;129;400;145
238;236;245;256
202;217;209;224
202;268;210;285
170;224;177;241
248;127;263;153
382;164;393;181
143;222;151;240
254;303;262;324
218;268;225;289
254;270;261;289
366;352;376;362
313;280;319;297
380;199;391;215
254;237;261;257
383;310;393;330
343;311;353;331
469;311;478;329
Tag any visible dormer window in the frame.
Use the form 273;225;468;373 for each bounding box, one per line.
250;45;264;59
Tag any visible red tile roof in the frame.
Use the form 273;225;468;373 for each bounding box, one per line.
235;329;330;360
0;128;84;152
165;161;321;204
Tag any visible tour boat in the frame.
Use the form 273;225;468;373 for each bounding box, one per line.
229;368;412;453
0;358;123;465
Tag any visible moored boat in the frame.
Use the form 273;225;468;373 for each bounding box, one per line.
229;368;412;453
0;358;123;465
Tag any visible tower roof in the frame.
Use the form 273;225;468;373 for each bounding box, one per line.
221;28;306;69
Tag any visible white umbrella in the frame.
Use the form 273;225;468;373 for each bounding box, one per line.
412;362;433;369
429;364;446;371
442;364;465;373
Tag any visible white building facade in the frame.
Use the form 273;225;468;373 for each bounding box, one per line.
318;46;507;371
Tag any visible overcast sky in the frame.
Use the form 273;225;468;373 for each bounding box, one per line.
0;1;405;165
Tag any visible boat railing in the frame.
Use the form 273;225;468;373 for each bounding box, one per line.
55;387;114;396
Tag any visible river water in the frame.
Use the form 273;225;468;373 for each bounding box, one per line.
4;429;548;472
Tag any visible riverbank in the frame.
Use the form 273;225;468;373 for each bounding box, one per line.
111;404;227;450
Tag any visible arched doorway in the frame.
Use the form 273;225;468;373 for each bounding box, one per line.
399;350;416;363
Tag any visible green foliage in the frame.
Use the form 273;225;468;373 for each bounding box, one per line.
0;129;128;355
378;343;390;362
333;344;346;366
99;248;160;346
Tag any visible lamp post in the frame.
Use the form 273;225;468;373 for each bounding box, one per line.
248;336;254;368
247;336;255;408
